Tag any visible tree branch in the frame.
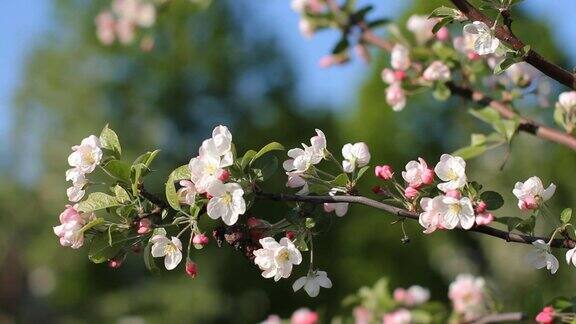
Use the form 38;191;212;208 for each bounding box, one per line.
256;192;576;249
449;0;576;90
470;312;526;324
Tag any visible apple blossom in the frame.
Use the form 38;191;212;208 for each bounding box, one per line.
535;306;555;324
385;84;406;112
512;176;556;211
393;285;430;306
441;196;475;230
150;234;183;270
475;212;494;226
353;307;373;324
177;180;197;205
324;189;349;217
286;171;309;195
68;135;102;174
402;158;434;188
341;142;371;173
406;15;437;44
504;62;538;87
434;154;467;192
260;314;282;324
422;61;451;82
189;151;233;193
206;181;246;226
419;196;445;234
53;205;95;249
253;237;302;281
283;129;326;173
192;233;209;246
526;239;559;274
556;91;576;112
375;165;394;180
391;44;411;71
95;11;116;45
474;201;487;214
290;308;318;324
137;218;152;234
404;186;419;199
462;21;500;55
448;274;486;321
292;270;332;297
382;309;412;324
65;168;87;201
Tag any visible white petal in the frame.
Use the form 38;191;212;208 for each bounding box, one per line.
292;276;307;292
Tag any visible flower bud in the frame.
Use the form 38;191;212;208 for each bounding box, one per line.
394;70;406;81
286;231;297;240
475;200;487;214
371;185;384;195
535;306;554;324
467;52;480;61
404;187;419;199
192;233;209;246
137;218;152;234
421;168;435;185
185;259;198;278
436;27;450;41
217;169;230;182
475;212;494;226
445;190;461;199
375;165;394;180
108;258;123;269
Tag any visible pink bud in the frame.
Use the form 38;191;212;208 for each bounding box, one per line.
445;190;461;199
394;70;406;81
467;52;480;60
421;168;435;185
375;165;394;180
475;200;487;214
404;187;419;199
137;218;152;234
475;212;494;226
217;169;230;182
535;306;555;324
393;288;407;303
192;233;209;246
520;196;539;211
185;259;198;278
436;27;450;41
108;258;123;269
286;231;296;240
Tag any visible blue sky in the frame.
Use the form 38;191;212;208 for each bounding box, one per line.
1;0;575;154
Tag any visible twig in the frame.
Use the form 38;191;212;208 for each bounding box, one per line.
470;312;526;324
449;0;576;90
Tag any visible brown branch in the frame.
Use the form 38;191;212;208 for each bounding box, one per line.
470;312;526;324
449;0;576;90
256;192;576;249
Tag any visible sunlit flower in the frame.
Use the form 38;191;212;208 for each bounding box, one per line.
68;135;102;174
286;171;309;195
526;239;559;274
441;195;475;230
177;180;197;205
434;154;467;192
206;181;246;226
283;129;326;174
402;157;434;188
422;61;451;82
512;176;556;211
382;309;412;324
189;147;233;193
391;44;411;71
53;205;95;249
291;308;319;324
386;84;406;111
462;21;500;55
254;237;302;281
342;142;371;173
292;270;332;297
557;91;576;112
394;285;430;306
419;196;445;234
448;274;486;321
407;15;437;44
150;234;183;270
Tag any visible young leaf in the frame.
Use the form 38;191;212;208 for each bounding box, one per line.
114;185;130;204
88;231;131;263
165;165;190;211
144;242;160;274
480;191;504;210
561;208;573;224
240;150;257;170
250;142;284;165
252;155;278;182
103;160;131;182
452;145;487;160
99;124;121;157
355;165;370;181
133;150;161;168
78;192;122;212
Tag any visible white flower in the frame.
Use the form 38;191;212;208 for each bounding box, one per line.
210;125;233;156
150;234;183;270
254;237;302;281
323;188;349;217
177;180;197;205
391;44;411;71
526;239;559;274
65;168;88;202
291;0;307;13
292;270;332;297
341;142;371;173
68;135;102;174
419;196;445;234
286;171;309;195
448;274;486;321
402;157;433;188
189;148;233;193
206;181;246;225
556;91;576;112
405;285;430;305
406;15;437;44
299;19;315;38
310;129;327;156
566;246;576;267
422;61;451;82
441;196;475;230
512;176;556;211
283;129;326;173
462;21;500;55
386;84;406;112
434;154;467;192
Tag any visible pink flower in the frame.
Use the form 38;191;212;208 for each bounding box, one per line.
108;258;123;268
535;306;555;324
475;200;487;214
53;205;95;249
352;306;372;324
404;187;419;199
448;274;486;321
402;158;433;188
475;212;494;226
382;309;411;324
291;308;318;324
394;286;430;306
137;218;152;234
436;27;450;41
386;84;406;111
375;165;394;180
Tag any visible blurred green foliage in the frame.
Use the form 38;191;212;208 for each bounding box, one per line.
0;0;575;323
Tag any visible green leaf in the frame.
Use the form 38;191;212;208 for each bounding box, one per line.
331;36;350;55
432;17;453;34
133;150;161;168
429;6;460;18
550;296;573;311
165;165;190;211
99;124;121;157
432;82;451;101
78;192;122;212
452;145;487;160
114;185;130;204
470;107;501;125
144;242;160;274
561;208;573;224
88;231;131;264
516;215;536;234
480;191;504;210
250;142;284;165
355;165;370;181
102;160;131;182
252;155;278;182
240;150;257;170
471;133;486;146
494;57;517;75
332;173;349;187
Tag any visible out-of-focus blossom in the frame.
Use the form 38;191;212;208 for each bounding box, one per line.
448;274;486;321
291;308;318;324
391;44;411;71
407;15;437;44
353;306;373;324
422;61;451;82
393;285;430;306
535;306;555;324
386;84;406;111
53;205;95;249
462;21;500;55
382;308;412;324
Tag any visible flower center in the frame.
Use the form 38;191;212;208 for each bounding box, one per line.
222;192;233;204
81;151;95;164
449;203;462;214
277;249;290;262
205;163;218;176
447;169;458;180
164;244;176;255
